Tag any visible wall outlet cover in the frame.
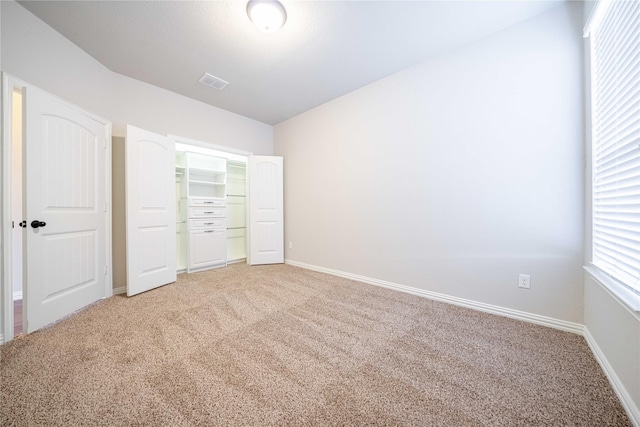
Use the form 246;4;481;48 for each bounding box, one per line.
519;274;531;289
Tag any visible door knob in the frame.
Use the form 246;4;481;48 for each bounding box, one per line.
31;220;46;229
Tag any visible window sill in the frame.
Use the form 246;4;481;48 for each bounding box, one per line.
584;265;640;314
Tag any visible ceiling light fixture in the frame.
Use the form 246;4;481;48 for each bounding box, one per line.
246;0;287;33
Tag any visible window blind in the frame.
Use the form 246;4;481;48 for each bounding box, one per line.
589;0;640;293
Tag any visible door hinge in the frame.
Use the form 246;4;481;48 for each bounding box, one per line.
12;221;14;229
104;202;107;213
104;138;107;149
104;265;108;276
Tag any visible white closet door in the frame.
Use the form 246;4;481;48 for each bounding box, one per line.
126;125;176;296
24;86;109;333
248;156;284;265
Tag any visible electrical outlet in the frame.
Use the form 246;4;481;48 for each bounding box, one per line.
518;274;531;289
288;241;293;249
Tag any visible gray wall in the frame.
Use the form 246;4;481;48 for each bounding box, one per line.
112;137;127;290
584;275;640;419
0;1;273;149
275;3;585;323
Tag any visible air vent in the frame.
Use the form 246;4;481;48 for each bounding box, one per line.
198;73;229;91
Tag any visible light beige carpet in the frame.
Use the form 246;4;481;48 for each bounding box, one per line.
0;263;631;426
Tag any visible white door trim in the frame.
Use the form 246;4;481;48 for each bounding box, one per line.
1;73;17;343
0;73;113;343
168;134;253;157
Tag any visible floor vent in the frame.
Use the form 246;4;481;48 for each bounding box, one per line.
199;73;229;90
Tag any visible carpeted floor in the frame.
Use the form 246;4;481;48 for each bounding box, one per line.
0;263;631;426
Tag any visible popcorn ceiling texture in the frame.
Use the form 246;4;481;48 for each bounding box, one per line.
0;263;631;426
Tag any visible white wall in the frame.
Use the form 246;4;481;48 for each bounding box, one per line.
0;0;273;153
275;3;585;323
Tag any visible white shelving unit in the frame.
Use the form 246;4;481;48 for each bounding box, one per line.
173;142;268;273
179;152;228;273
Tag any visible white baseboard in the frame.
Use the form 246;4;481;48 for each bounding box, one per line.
584;327;640;427
13;291;22;301
113;286;126;295
285;259;584;334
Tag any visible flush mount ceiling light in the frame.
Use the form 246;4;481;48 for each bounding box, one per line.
247;0;287;33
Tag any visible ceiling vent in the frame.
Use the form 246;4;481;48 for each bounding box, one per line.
198;73;229;91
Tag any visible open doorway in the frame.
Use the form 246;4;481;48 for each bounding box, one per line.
11;86;24;337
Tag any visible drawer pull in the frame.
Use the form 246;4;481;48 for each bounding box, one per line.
204;222;216;225
204;211;215;214
204;230;221;233
204;201;215;204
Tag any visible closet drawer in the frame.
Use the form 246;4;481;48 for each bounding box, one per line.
189;207;225;218
189;218;225;230
189;197;225;207
189;229;226;271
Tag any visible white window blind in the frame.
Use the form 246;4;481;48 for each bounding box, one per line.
588;0;640;293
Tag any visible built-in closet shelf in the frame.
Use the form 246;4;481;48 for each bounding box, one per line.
189;180;225;186
227;194;246;198
189;166;224;174
227;227;246;230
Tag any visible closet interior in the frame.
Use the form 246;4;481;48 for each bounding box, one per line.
175;142;248;274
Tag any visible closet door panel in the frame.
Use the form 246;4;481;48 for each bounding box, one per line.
126;125;176;296
248;156;283;265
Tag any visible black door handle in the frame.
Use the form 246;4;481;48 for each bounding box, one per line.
31;220;46;229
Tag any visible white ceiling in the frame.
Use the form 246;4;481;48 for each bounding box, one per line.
19;0;565;125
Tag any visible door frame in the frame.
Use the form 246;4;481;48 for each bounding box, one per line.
168;134;253;159
1;73;113;343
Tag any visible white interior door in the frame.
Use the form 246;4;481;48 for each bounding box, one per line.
248;156;284;265
24;86;109;333
126;125;176;296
